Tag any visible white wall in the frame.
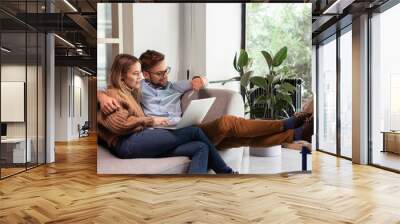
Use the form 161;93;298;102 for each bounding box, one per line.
1;65;38;137
206;3;241;80
182;3;241;89
1;65;27;141
131;3;242;85
186;4;207;79
55;66;69;141
54;67;89;141
205;3;241;92
132;3;184;82
72;74;89;138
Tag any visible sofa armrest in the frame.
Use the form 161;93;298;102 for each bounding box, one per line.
181;88;244;123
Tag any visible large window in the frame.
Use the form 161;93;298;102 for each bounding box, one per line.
371;3;400;171
97;3;121;90
317;36;337;154
246;3;312;100
340;28;352;158
316;26;353;159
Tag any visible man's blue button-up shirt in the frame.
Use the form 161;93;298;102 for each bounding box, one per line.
140;79;192;125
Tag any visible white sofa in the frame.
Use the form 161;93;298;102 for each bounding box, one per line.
97;88;245;174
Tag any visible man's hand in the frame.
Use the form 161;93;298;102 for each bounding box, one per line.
152;117;170;126
191;76;208;91
98;91;120;115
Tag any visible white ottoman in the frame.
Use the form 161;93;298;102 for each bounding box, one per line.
249;145;282;157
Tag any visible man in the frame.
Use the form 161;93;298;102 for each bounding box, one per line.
98;50;207;126
138;50;207;125
99;50;313;149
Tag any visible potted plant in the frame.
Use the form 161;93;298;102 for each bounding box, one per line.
210;47;298;120
247;46;297;120
241;47;298;157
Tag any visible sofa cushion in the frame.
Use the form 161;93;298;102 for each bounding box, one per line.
97;146;191;174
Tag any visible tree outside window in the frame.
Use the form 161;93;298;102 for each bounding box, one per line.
246;3;312;101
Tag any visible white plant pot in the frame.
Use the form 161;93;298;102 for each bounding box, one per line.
250;145;282;157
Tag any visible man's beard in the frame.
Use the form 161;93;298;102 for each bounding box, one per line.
149;79;167;88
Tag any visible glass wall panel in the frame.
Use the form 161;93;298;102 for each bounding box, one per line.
1;1;27;178
339;29;352;158
371;4;400;171
1;31;28;177
317;37;337;154
0;1;46;179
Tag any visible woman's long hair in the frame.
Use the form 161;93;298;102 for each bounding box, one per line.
108;54;141;101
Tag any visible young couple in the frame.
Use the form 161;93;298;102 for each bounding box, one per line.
97;50;313;174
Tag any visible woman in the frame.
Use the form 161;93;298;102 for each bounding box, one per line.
99;52;313;153
97;54;235;174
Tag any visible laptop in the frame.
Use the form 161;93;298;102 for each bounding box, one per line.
154;97;216;130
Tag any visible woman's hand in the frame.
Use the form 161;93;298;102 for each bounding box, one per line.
152;117;170;126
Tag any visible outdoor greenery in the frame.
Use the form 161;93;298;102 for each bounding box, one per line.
246;3;312;99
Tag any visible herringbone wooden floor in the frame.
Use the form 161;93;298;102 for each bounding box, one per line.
1;135;400;224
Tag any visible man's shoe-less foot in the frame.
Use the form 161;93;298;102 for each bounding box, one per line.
301;119;313;143
294;118;313;143
283;112;312;130
300;119;314;142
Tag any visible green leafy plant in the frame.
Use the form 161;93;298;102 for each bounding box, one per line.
248;46;297;119
210;47;297;119
233;49;253;106
210;49;253;110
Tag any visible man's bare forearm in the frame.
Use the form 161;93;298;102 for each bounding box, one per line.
97;90;107;102
97;89;105;97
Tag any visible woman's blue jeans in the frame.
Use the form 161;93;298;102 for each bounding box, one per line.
114;127;232;174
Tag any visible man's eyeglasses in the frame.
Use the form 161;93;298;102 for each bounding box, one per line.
147;66;171;77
